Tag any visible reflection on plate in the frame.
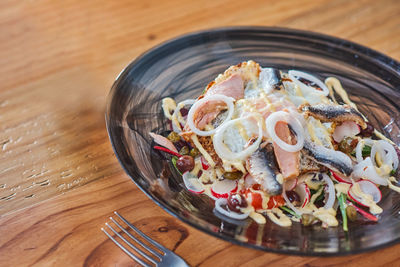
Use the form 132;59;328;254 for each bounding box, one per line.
106;27;400;256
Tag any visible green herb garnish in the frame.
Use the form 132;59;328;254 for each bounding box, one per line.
171;156;182;175
280;206;301;219
338;193;348;232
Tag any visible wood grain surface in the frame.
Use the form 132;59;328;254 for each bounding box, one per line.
1;0;400;266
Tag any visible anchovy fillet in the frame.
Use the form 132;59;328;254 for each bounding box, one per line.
246;144;282;196
299;150;321;174
260;68;282;90
300;104;366;129
302;140;353;176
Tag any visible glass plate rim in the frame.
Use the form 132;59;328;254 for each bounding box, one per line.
105;26;400;257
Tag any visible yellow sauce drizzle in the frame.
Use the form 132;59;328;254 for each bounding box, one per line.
335;183;351;197
326;77;397;146
250;211;266;224
190;159;202;176
313;208;338;227
161;97;176;120
266;208;292;227
388;177;400;193
325;77;358;110
221;159;246;173
350;183;383;214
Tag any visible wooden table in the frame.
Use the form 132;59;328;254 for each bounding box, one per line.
1;0;400;266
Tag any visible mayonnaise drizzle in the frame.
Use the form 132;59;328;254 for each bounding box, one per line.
388;177;400;193
313;208;338;227
266;208;292;227
350;183;383;214
335;183;351;197
326;77;397;145
161;97;176;120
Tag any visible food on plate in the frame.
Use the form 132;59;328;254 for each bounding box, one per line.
151;60;400;230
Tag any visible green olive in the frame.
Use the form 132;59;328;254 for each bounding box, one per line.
223;171;243;180
339;137;353;154
346;206;357;222
189;147;199;157
167;131;181;143
179;146;190;155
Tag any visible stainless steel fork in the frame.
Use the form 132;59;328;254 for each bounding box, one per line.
101;211;189;267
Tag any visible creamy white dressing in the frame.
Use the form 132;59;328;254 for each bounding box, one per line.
388;177;400;193
335;183;351;197
261;193;270;209
304;175;323;190
199;169;216;184
325;77;358;110
376;164;392;176
161;97;176;120
350;183;383;214
313;208;338;227
221;159;246;173
250;211;266;224
266;208;292;227
191;158;202;176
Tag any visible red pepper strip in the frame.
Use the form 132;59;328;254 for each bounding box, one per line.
154;146;181;157
347;202;378;222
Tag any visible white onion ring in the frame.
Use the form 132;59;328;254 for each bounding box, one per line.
355;138;374;163
214;198;250;220
171;99;195;132
265;111;304;152
353;157;388;185
321;173;335;209
288;70;329;96
213;115;263;161
187;94;234;136
371;140;398;170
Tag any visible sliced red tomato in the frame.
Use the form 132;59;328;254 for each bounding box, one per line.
267;195;285;209
251;192;263;210
242;189;262;210
243;189;285;210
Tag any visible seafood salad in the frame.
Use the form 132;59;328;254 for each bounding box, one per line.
151;60;400;230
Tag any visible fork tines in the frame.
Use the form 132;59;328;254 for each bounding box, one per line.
101;211;167;267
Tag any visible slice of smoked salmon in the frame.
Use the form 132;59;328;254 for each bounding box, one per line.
204;74;244;100
272;121;300;180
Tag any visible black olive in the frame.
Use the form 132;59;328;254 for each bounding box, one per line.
286;190;300;203
176;155;194;173
227;193;247;212
359;122;374;137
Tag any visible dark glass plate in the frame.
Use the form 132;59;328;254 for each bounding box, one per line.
106;27;400;256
